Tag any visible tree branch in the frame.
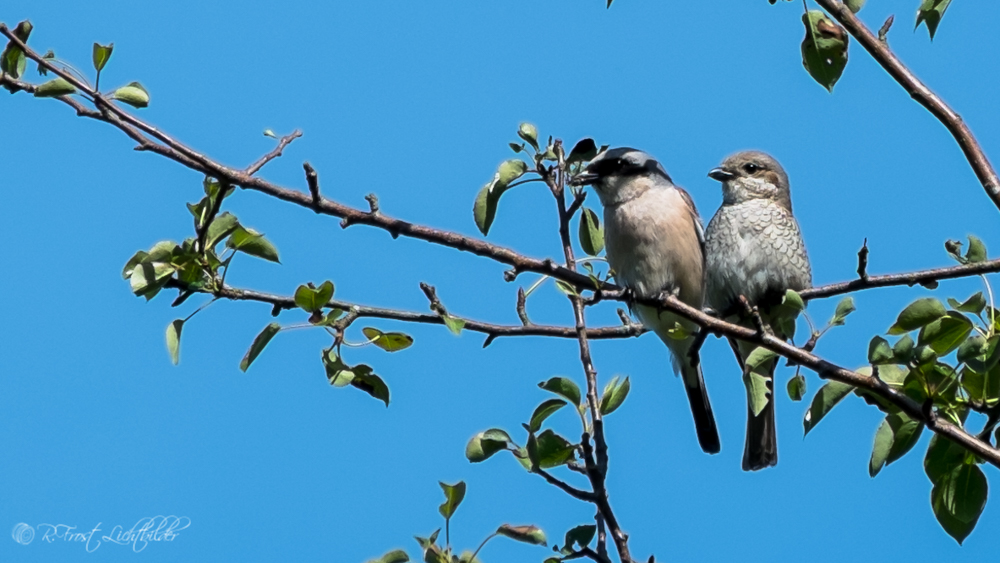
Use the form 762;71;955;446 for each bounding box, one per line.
799;257;1000;300
246;130;302;176
167;280;644;343
813;1;1000;211
533;468;597;502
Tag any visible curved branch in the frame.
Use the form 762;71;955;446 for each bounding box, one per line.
813;1;1000;210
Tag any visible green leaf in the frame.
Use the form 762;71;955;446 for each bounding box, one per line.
166;319;183;365
554;280;579;297
314;308;346;327
868;336;894;364
533;429;575;469
781;289;805;313
111;81;150;108
529;398;567;432
745;346;777;370
414;528;440;550
564;524;596;550
366;549;410;563
744;371;770;417
33;77;77;98
869;417;893;478
539;376;582;407
566;138;599;164
966;335;1000;374
473;159;529;236
916;0;953;40
497;524;547;546
957;334;988;365
888;298;947;335
1;46;26;80
599;375;631;415
949;292;987;315
0;20;32;80
323;349;353;387
869;412;924;477
578;207;604;256
205;212;239;250
517;123;539;151
438;481;466;520
465;428;512;463
932;464;987;544
92;42;113;72
853;365;910;413
130;261;175;300
913;345;938;366
442;315;465;335
294;281;335;313
350;368;391;406
925;434;970;484
829;296;856;326
787;373;806;401
122;250;149;279
362;327;414;352
845;0;866;13
227;226;280;263
965;235;987;263
893;334;915;363
801;10;849;92
918;312;973;355
803;380;854;435
240;322;281;371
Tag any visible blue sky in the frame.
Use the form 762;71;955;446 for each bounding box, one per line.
2;1;998;561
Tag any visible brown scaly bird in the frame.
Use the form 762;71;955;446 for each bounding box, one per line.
704;151;812;471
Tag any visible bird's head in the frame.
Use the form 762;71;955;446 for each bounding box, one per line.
571;147;674;207
708;151;792;211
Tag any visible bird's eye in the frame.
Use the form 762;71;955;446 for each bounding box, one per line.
743;163;760;174
614;158;627;169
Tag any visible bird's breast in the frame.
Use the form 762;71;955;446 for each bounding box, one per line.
603;188;704;308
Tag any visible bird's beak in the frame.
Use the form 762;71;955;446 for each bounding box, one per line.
708;167;735;182
570;172;600;187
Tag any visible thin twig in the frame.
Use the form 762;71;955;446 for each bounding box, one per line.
533;468;597;502
857;238;869;282
168;279;644;342
246;130;303;176
516;287;531;326
302;162;321;210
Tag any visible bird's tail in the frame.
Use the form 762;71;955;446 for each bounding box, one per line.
743;391;777;471
646;306;721;455
733;338;778;471
680;360;722;455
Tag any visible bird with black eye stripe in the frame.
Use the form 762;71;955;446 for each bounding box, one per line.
704;150;812;471
572;147;721;455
